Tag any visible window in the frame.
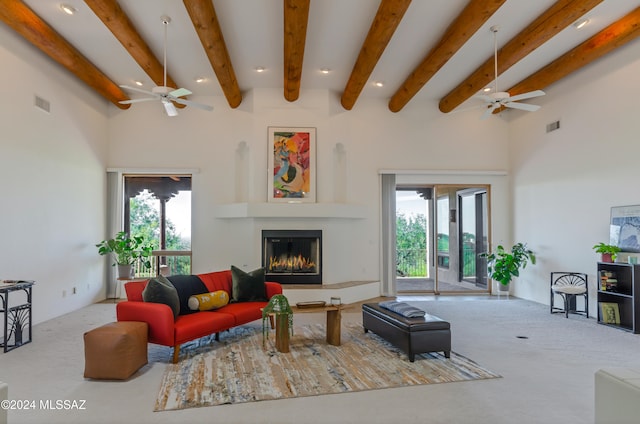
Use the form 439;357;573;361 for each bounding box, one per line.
124;175;192;275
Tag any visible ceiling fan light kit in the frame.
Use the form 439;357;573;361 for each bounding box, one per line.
474;25;545;120
119;15;213;117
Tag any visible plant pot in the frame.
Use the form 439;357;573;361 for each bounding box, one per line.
601;253;614;263
496;282;510;293
117;264;134;279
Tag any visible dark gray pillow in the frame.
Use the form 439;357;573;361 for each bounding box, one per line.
142;275;180;319
166;275;208;316
231;265;267;302
379;300;426;318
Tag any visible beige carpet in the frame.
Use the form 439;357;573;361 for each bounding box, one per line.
155;322;500;411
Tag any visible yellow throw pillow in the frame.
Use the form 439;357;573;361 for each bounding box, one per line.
188;291;230;311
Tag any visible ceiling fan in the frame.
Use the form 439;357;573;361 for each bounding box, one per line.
119;16;213;117
475;26;545;120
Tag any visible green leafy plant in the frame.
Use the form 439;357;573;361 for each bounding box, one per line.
592;242;621;262
96;231;153;268
479;242;536;286
262;294;293;347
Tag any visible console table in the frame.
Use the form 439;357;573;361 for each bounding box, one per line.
0;280;34;353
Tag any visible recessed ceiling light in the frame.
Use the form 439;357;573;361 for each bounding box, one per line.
574;18;590;29
374;81;384;87
255;67;266;73
134;80;143;86
320;68;331;74
195;77;206;83
59;3;77;15
483;87;492;92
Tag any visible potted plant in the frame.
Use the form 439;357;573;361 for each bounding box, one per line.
262;294;293;351
479;242;536;292
592;242;621;263
96;231;153;278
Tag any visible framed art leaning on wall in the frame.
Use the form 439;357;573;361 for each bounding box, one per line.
268;127;316;203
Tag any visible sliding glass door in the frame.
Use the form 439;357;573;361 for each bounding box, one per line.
434;185;489;293
458;188;488;288
396;184;490;294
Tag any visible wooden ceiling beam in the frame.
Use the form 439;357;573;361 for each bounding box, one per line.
389;0;506;113
284;0;311;102
184;0;242;108
0;0;129;109
85;0;179;89
439;0;604;113
503;7;640;107
341;0;412;110
84;0;184;108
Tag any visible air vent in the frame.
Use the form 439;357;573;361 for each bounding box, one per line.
546;120;560;133
34;95;50;113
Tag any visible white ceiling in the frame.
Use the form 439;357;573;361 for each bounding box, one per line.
18;0;640;110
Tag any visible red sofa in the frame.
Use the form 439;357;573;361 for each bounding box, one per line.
116;269;282;363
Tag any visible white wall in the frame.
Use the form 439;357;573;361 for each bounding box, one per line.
107;88;511;286
509;39;640;314
0;25;109;324
6;14;635;324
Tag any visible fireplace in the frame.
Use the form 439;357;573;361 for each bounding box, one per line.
262;230;322;284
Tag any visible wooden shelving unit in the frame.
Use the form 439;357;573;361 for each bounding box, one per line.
597;262;640;333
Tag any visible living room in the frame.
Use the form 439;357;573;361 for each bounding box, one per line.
1;1;640;422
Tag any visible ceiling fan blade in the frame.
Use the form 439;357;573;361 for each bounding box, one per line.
507;90;545;102
119;98;157;105
169;87;192;98
504;101;541;112
161;99;178;117
173;97;214;111
120;85;158;97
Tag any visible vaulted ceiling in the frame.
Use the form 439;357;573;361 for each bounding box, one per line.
2;0;639;115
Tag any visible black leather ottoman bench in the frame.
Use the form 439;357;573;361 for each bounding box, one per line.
362;302;451;362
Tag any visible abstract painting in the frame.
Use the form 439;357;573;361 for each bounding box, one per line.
268;127;316;202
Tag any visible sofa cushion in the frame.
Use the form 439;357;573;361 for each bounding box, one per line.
188;291;230;311
124;280;148;302
173;312;236;345
166;275;209;316
230;265;268;302
217;302;267;325
142;275;180;319
198;270;233;293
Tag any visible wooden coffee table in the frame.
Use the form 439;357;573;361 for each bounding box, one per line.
268;304;342;353
291;304;342;346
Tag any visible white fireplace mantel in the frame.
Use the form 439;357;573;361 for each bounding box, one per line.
213;202;368;219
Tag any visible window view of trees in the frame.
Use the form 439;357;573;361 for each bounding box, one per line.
120;175;193;279
396;212;427;277
127;186;192;276
130;190;190;251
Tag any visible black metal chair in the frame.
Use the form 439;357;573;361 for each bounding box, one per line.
550;272;588;318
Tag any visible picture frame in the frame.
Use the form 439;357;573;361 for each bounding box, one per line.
600;302;621;325
610;205;640;252
268;127;316;203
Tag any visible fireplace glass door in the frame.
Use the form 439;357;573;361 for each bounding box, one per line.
262;230;322;284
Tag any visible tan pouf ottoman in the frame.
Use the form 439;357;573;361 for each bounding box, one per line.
84;321;148;380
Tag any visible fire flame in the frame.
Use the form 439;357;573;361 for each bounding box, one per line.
269;254;316;272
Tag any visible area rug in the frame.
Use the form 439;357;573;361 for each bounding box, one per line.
154;323;500;411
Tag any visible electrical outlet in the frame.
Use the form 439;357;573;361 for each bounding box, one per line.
72;287;77;295
62;290;67;298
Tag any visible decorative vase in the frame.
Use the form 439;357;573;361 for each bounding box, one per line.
117;264;134;279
